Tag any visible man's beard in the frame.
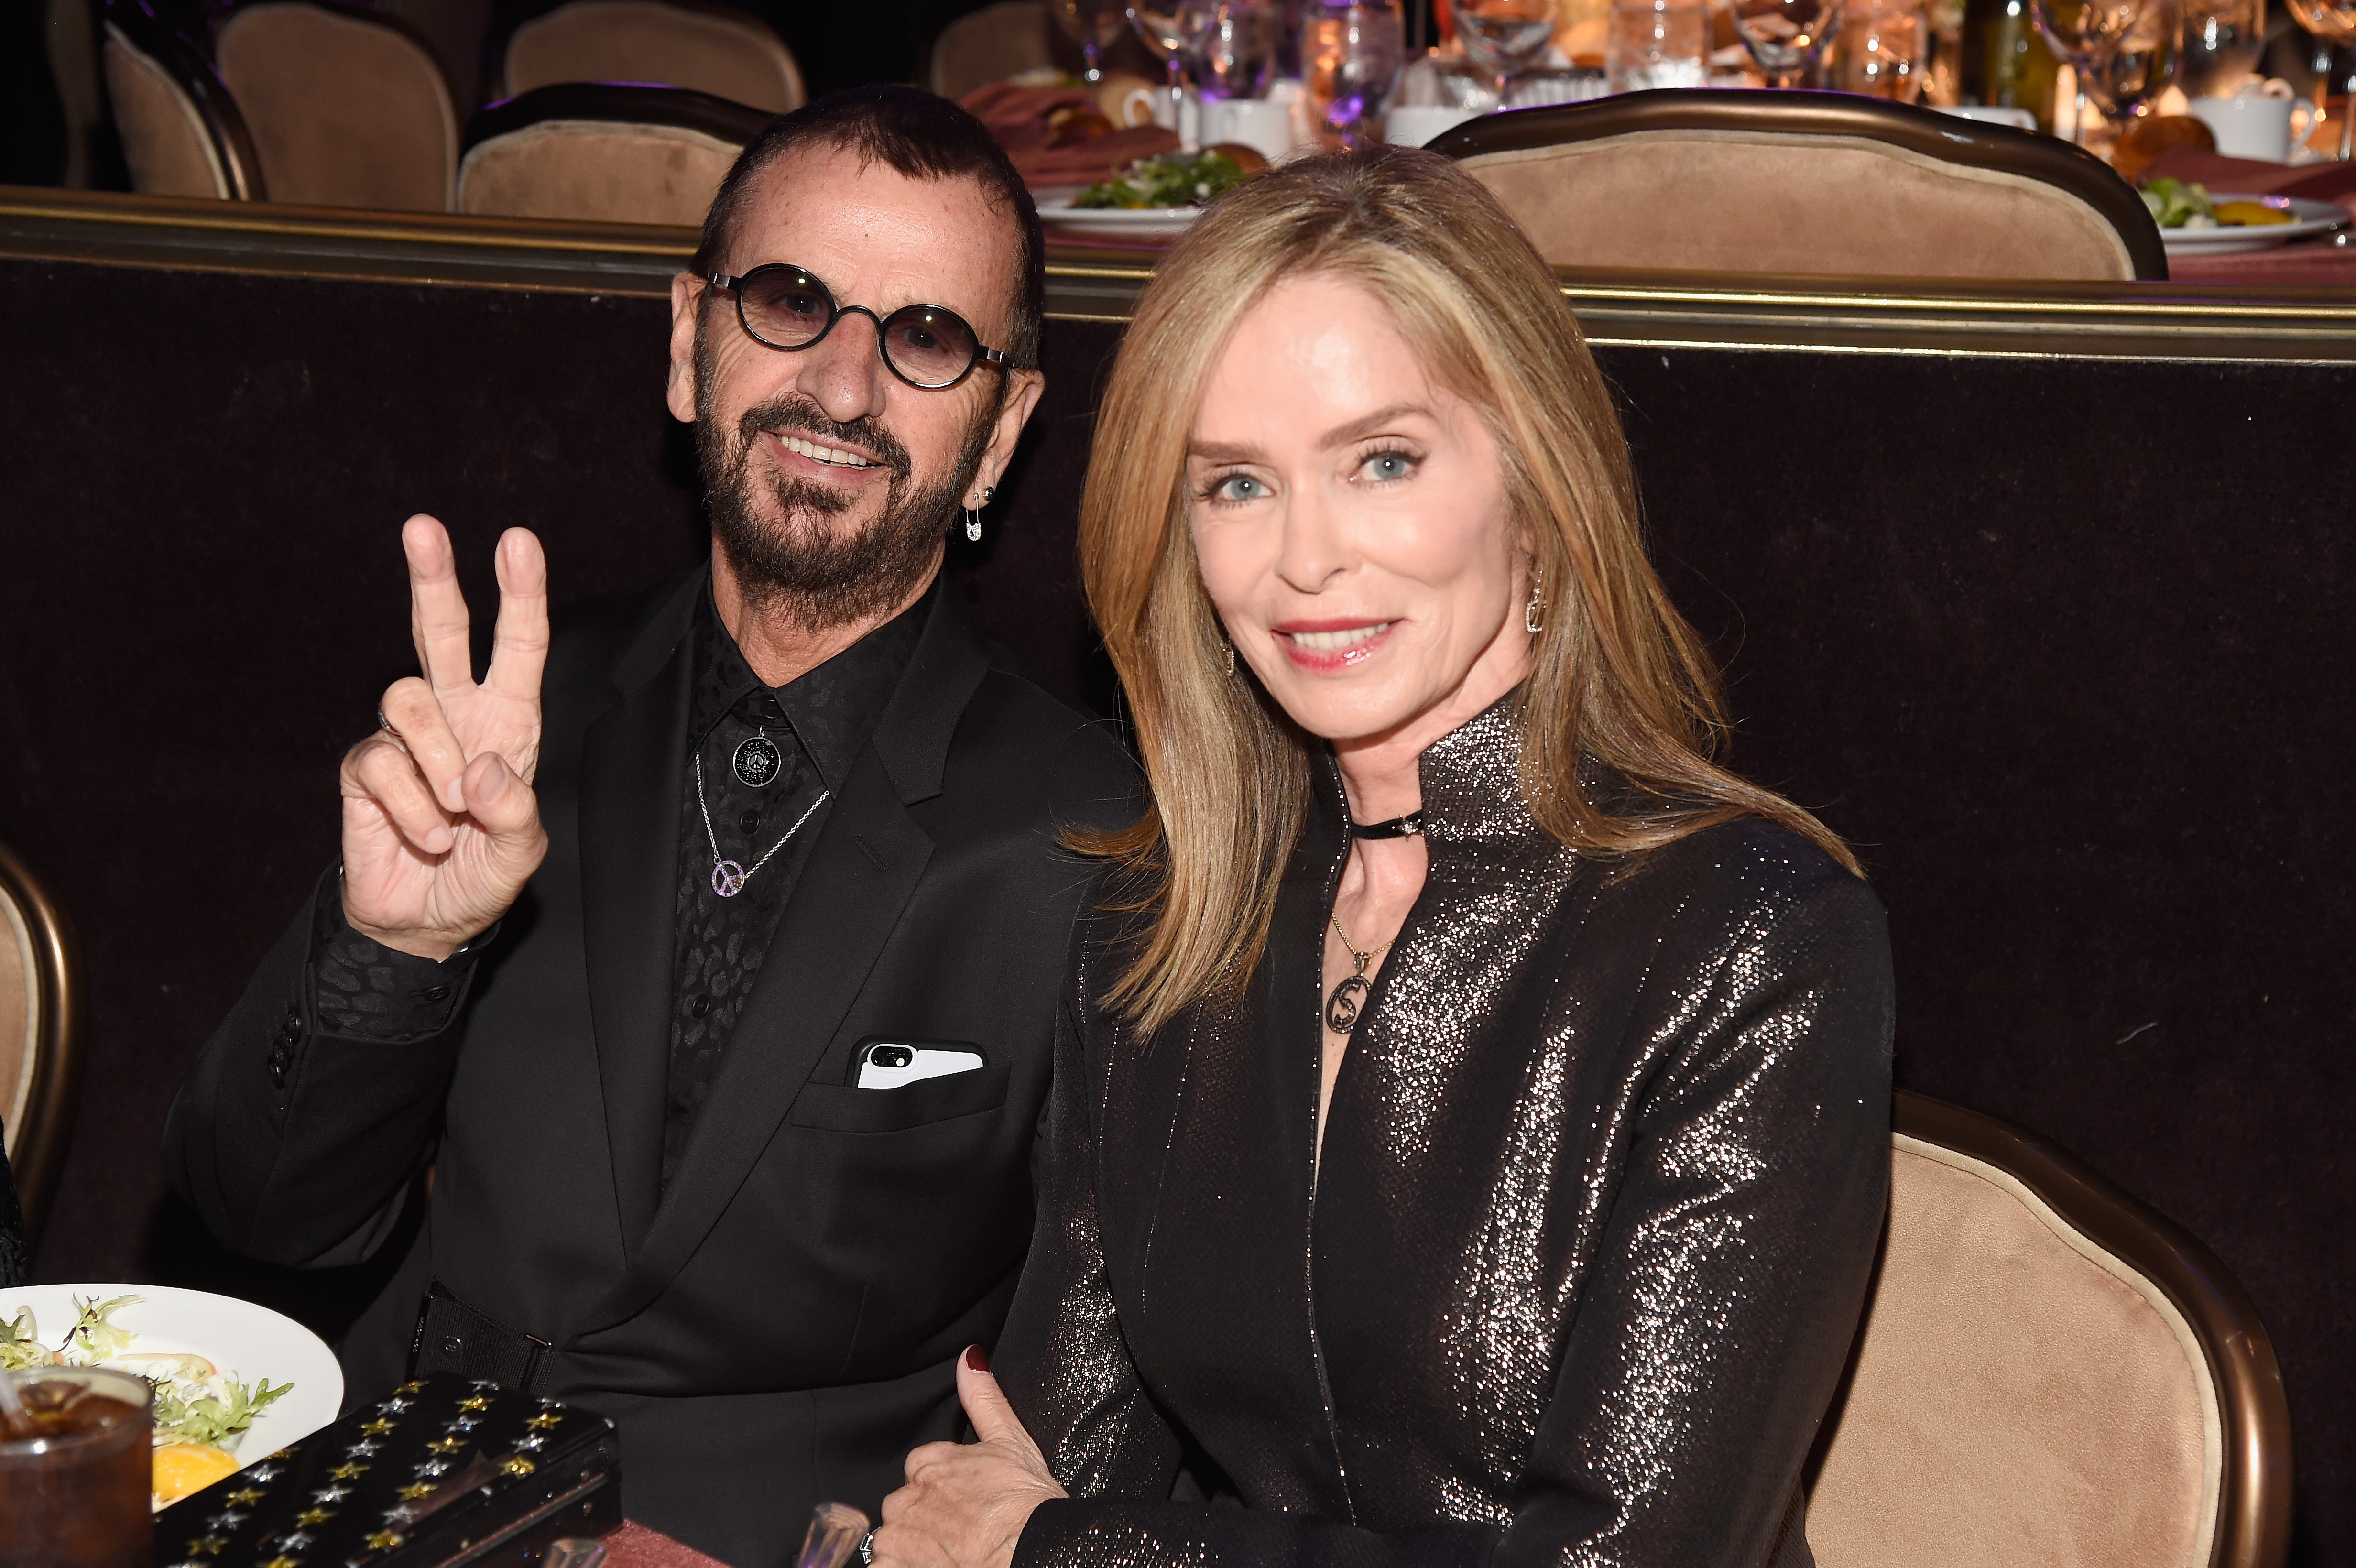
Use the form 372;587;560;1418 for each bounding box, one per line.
695;315;999;633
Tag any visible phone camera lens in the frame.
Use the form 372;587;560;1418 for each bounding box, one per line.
873;1046;912;1068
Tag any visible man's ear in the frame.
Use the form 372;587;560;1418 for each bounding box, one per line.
666;271;704;424
972;368;1047;499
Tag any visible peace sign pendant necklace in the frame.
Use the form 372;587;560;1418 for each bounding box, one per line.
1325;913;1396;1034
696;753;828;898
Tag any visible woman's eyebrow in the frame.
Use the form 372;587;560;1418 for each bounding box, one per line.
1188;438;1265;464
1317;403;1431;449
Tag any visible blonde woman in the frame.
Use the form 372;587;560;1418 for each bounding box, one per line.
872;147;1893;1568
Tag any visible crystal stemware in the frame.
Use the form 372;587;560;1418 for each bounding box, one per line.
1053;0;1131;81
2094;0;2182;147
2176;0;2262;96
2286;0;2356;155
1304;0;1407;145
2033;0;2151;144
1732;0;1845;87
1831;0;1929;98
1456;0;1562;107
1130;0;1222;130
1198;0;1280;98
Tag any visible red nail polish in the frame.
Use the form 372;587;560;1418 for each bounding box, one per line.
964;1344;989;1372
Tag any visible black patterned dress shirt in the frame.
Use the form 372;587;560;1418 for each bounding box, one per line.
309;576;934;1187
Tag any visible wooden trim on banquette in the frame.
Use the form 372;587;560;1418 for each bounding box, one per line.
1894;1089;2294;1568
0;842;85;1251
4;187;2356;360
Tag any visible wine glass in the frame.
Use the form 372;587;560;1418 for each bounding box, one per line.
1831;0;1928;98
1198;0;1280;98
1456;0;1561;107
1304;0;1407;145
2286;0;2356;156
2176;0;2262;97
1731;0;1844;87
1130;0;1221;130
2033;0;2151;144
1054;0;1131;81
2094;0;2182;147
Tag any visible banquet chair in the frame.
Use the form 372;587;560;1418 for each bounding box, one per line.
1431;89;2168;282
930;0;1057;100
214;0;459;212
502;0;804;115
0;841;84;1250
1804;1090;2292;1568
100;0;267;199
459;83;772;224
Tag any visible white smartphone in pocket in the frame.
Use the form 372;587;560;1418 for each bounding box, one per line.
853;1039;987;1089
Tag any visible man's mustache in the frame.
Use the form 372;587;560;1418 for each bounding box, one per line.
737;394;914;480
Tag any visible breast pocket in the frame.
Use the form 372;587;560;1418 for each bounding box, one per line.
786;1059;1012;1133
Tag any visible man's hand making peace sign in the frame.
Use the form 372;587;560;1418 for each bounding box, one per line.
340;516;551;961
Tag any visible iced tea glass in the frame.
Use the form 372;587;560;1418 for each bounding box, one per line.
0;1368;154;1568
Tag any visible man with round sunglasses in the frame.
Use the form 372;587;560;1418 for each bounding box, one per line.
165;87;1135;1567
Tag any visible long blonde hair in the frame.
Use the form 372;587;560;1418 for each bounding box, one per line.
1077;147;1854;1034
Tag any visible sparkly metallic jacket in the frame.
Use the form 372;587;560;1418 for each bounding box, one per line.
995;700;1894;1568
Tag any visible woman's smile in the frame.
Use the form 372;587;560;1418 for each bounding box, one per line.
1273;618;1398;669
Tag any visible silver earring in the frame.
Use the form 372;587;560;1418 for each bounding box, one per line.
1227;641;1236;677
965;510;982;542
1524;575;1545;635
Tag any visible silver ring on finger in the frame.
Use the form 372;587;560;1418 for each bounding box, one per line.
858;1531;875;1565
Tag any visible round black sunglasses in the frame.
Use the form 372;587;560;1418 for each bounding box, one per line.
706;264;1010;391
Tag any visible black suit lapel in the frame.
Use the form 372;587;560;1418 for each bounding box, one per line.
574;584;994;1335
575;577;699;1259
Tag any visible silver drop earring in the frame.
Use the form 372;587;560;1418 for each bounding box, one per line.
964;484;995;543
1227;641;1237;677
1525;573;1546;635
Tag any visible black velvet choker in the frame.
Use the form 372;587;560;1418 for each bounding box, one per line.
1348;810;1426;840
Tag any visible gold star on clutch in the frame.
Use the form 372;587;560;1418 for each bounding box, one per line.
397;1381;426;1394
426;1436;467;1455
263;1558;303;1568
525;1412;562;1429
226;1488;267;1505
396;1482;437;1500
365;1532;407;1550
328;1462;371;1480
294;1507;337;1526
360;1418;395;1435
500;1455;537;1477
185;1537;229;1557
456;1395;491;1412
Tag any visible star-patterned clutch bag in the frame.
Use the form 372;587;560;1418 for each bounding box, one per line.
155;1372;621;1567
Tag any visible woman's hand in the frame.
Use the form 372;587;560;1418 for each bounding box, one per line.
872;1347;1067;1568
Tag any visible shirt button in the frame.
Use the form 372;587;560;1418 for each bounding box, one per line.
739;810;760;835
691;995;711;1018
421;985;451;1003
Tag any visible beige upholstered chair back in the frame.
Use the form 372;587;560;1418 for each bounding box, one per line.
458;83;767;224
0;844;82;1248
101;10;266;199
930;0;1056;100
216;0;458;211
1433;90;2167;282
1807;1092;2292;1568
504;0;804;114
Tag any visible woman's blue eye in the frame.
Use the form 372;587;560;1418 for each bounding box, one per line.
1362;453;1413;482
1213;475;1267;501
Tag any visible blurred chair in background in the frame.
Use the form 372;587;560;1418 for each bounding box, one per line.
385;0;496;115
503;0;805;113
930;0;1056;99
102;0;267;198
1432;89;2168;281
216;0;458;210
1806;1091;2292;1568
459;81;770;223
0;840;85;1253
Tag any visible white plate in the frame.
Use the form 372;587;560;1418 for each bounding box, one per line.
2;1284;343;1464
2160;193;2350;254
1035;201;1203;238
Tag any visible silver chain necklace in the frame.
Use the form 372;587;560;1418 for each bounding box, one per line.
695;752;829;898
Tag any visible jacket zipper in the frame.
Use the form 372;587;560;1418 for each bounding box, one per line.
1303;777;1359;1526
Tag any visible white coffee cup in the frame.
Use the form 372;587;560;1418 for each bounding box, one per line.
1200;96;1298;163
2190;87;2295;161
1383;104;1484;146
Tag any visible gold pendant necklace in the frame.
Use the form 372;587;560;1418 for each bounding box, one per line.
1324;913;1396;1034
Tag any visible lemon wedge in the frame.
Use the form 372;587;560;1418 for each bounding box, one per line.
2215;200;2294;227
152;1442;242;1506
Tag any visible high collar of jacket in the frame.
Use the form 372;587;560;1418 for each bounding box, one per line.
607;560;991;807
1309;690;1567;884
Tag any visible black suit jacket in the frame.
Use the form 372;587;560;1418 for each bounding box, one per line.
165;569;1137;1568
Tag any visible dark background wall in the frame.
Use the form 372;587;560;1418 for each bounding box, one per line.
0;256;2348;1562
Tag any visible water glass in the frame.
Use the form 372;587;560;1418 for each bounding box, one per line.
1609;0;1709;88
2286;0;2356;155
2177;0;2261;95
2097;0;2182;124
1458;0;1563;103
1053;0;1131;79
1304;0;1407;144
1731;0;1843;86
1199;0;1280;97
2033;0;2151;142
0;1369;154;1568
1833;0;1929;98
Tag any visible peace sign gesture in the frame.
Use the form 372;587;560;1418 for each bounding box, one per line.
339;516;550;961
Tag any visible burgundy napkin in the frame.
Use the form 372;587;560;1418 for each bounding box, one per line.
2140;147;2356;206
604;1521;734;1568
